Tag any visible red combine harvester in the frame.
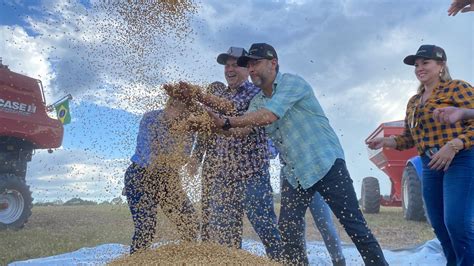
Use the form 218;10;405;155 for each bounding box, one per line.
362;121;427;221
0;60;64;230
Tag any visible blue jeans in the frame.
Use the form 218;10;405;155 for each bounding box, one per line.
205;174;245;248
421;148;474;266
309;192;345;263
245;171;283;260
124;163;198;253
279;159;387;265
204;169;282;260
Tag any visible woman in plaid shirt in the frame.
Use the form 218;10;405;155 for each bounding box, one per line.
367;44;474;266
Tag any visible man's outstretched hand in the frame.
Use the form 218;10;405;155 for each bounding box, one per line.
162;82;202;102
178;82;202;100
448;0;474;16
206;109;224;130
433;107;465;123
177;110;220;134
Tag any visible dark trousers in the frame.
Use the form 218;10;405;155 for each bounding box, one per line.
278;159;388;265
421;149;474;266
124;163;198;254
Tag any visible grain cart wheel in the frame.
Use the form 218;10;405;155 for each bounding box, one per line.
361;177;380;213
0;174;33;230
402;164;426;221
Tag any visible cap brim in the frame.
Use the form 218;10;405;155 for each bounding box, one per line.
403;55;418;65
217;54;232;65
403;55;442;65
237;55;264;67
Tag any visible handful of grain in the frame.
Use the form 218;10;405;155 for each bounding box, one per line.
162;82;202;104
170;111;214;136
110;242;280;265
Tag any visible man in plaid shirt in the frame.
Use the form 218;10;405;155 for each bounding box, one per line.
189;47;282;260
208;43;388;265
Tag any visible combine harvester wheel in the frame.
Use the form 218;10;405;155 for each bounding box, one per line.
0;174;33;230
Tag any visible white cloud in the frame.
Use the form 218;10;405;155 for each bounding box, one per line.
0;25;54;94
26;149;129;202
0;1;201;114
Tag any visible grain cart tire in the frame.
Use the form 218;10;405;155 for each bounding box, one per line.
402;165;426;221
0;174;33;230
361;177;380;213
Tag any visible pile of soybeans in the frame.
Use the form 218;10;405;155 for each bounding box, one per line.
110;242;280;265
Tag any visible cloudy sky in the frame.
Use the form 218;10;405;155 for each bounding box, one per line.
1;0;472;202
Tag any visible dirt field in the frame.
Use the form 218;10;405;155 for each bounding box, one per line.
0;205;434;265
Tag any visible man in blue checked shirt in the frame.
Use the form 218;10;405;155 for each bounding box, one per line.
123;96;199;254
185;47;283;260
207;43;388;265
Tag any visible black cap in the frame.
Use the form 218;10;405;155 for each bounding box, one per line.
403;45;447;65
217;47;248;65
237;43;278;67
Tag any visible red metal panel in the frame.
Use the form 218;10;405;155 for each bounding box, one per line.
366;121;418;203
0;114;63;148
0;68;64;149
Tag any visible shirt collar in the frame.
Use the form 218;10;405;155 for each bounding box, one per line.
269;71;282;97
419;79;447;95
239;80;252;91
228;80;250;95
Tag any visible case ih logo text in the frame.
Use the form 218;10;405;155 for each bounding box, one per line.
0;98;36;115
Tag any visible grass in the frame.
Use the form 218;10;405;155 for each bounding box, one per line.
0;205;434;265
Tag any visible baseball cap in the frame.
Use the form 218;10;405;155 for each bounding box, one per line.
403;45;447;65
237;43;278;67
216;47;248;65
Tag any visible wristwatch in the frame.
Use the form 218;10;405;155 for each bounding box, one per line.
222;117;232;131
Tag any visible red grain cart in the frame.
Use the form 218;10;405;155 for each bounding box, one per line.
362;121;427;221
0;60;64;230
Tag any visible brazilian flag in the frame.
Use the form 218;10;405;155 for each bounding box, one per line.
55;100;71;125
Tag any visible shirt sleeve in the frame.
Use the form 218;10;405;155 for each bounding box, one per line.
394;97;416;150
231;84;260;115
264;74;310;118
136;113;151;146
450;80;474;150
232;91;253;114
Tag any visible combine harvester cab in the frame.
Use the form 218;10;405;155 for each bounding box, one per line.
363;121;427;222
0;61;64;230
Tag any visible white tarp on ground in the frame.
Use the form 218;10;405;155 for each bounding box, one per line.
10;239;446;266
